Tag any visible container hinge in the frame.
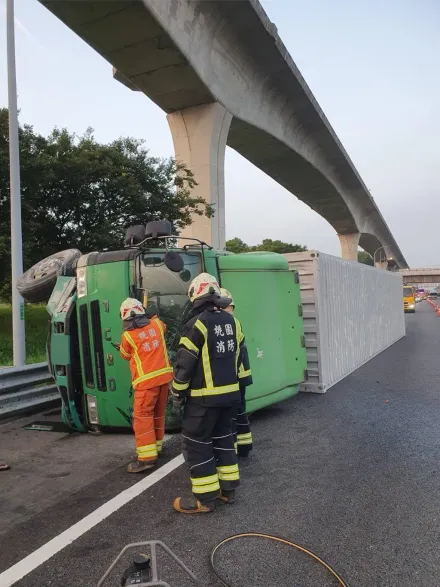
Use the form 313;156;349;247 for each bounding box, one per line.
298;304;303;317
304;368;309;381
293;271;300;284
103;300;109;313
108;378;116;392
301;335;306;348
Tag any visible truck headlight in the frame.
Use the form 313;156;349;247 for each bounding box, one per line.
77;267;87;298
409;304;414;309
87;395;99;424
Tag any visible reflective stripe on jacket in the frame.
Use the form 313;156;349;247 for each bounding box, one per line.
120;317;173;389
237;325;253;387
172;305;244;406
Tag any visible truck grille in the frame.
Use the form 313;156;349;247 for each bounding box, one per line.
79;304;94;388
90;300;107;391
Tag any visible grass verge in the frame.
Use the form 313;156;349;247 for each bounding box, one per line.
0;304;49;367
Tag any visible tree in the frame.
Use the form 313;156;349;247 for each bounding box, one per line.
0;108;213;300
224;237;249;254
251;239;307;254
225;237;307;254
358;250;374;266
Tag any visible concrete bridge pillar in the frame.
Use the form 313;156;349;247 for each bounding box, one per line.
167;103;232;249
338;233;360;261
375;260;388;270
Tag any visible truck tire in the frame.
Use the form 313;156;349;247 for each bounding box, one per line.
17;249;81;303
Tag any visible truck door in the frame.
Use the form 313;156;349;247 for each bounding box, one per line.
77;251;136;430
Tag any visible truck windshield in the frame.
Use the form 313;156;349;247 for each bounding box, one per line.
403;287;413;297
140;251;202;358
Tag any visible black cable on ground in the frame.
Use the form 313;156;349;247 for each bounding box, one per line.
210;532;350;587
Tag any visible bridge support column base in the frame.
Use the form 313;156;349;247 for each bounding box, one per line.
338;233;360;261
375;261;388;270
167;103;232;249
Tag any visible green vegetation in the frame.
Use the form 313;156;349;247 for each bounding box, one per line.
358;250;374;265
0;107;212;301
226;237;307;254
0;304;48;366
227;240;376;265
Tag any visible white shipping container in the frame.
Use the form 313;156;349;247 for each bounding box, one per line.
285;251;405;393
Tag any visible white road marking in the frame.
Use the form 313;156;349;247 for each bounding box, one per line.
0;453;185;587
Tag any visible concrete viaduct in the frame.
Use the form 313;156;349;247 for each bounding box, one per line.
40;0;408;268
399;269;440;289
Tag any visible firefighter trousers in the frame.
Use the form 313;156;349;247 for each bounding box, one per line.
181;402;240;503
232;386;253;456
133;383;169;462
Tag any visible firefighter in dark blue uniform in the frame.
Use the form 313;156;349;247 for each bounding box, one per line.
172;273;245;514
220;288;253;457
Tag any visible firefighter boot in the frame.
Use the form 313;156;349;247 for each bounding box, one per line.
238;446;251;459
127;460;156;473
217;490;236;504
173;496;216;514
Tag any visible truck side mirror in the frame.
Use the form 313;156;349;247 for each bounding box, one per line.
164;251;184;273
125;225;146;246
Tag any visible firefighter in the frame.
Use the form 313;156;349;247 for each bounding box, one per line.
119;298;173;473
220;288;254;458
171;273;244;514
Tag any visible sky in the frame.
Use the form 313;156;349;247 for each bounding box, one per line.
0;0;439;267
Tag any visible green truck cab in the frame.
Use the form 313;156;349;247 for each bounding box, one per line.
19;221;307;432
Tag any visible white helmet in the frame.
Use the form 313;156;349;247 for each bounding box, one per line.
188;273;220;303
220;288;234;307
120;298;145;320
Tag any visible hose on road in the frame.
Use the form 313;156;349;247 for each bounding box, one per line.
210;532;350;587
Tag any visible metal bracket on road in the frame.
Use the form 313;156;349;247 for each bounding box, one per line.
97;540;201;587
0;362;59;420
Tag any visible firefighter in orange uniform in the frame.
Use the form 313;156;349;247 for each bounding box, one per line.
119;298;173;473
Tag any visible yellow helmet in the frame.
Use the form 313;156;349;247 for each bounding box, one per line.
220;288;234;307
188;273;220;303
120;298;145;320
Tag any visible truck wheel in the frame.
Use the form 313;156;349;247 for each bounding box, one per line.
17;249;81;304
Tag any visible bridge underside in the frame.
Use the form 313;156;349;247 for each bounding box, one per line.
40;0;407;267
228;120;356;234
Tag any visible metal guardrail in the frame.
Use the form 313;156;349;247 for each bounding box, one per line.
0;362;60;420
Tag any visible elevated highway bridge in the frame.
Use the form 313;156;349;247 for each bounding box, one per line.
39;0;408;268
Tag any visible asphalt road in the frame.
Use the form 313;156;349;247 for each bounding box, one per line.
1;302;440;587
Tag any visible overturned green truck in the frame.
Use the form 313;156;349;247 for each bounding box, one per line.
18;221;307;432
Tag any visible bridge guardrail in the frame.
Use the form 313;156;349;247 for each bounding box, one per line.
0;362;59;420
